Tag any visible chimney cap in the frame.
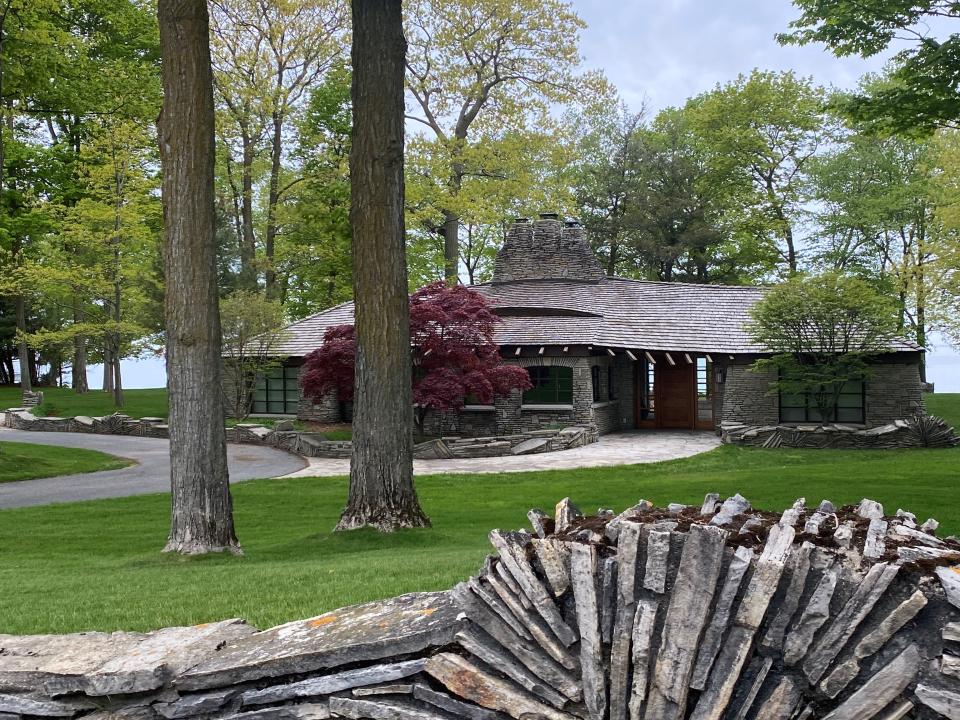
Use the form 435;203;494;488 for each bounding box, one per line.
565;220;581;228
538;212;559;220
514;217;530;223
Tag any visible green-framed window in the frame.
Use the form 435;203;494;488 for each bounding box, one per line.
591;365;602;402
779;380;865;423
524;366;573;405
251;365;300;415
607;366;616;401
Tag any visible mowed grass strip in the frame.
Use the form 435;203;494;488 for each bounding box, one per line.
0;386;169;420
0;441;957;635
0;441;132;483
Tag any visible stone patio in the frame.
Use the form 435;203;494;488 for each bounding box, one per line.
283;430;722;478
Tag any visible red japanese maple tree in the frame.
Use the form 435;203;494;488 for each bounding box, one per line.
300;282;532;434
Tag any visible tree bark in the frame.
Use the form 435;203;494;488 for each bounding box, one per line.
264;111;283;299
72;298;88;393
158;0;240;555
15;294;30;393
338;0;429;533
238;123;258;292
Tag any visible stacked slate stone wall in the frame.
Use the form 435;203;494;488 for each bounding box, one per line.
720;356;927;430
866;361;925;424
722;415;958;449
3;409;598;461
5;493;960;719
719;360;779;427
491;216;606;284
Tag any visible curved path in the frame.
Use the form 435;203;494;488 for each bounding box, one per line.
0;428;307;509
286;430;722;478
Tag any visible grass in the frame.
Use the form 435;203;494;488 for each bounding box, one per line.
0;441;957;635
0;386;168;419
0;441;131;483
927;392;960;429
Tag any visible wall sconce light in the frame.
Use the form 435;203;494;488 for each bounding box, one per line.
714;366;727;384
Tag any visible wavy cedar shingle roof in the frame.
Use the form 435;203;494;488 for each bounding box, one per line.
274;277;918;358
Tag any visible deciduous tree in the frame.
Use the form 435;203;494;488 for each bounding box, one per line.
404;0;602;283
300;282;532;435
158;0;239;555
342;0;428;532
780;0;960;132
749;272;899;424
220;290;288;420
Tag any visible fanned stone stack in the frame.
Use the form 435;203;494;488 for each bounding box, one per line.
3;494;960;719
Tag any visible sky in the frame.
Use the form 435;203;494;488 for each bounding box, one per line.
68;0;958;392
571;0;959;392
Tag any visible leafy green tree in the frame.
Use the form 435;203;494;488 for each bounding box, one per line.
685;70;832;275
750;272;899;424
278;63;352;316
404;0;604;283
780;0;960;132
220;290;287;420
210;0;347;297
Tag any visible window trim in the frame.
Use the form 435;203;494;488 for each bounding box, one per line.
778;380;866;424
251;364;300;415
523;365;574;405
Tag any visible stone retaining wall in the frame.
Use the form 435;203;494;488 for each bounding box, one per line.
3;409;599;460
3;493;960;719
721;415;959;449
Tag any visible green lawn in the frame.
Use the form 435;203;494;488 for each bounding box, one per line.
0;442;957;635
0;441;131;483
927;392;960;429
0;385;168;419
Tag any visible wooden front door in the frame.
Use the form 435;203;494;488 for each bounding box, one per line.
656;362;695;429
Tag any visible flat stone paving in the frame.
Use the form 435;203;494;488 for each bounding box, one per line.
0;428;307;508
285;431;722;478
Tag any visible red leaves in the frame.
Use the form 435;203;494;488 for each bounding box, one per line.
300;283;532;413
300;324;356;403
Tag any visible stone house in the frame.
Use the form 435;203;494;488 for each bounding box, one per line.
250;215;924;435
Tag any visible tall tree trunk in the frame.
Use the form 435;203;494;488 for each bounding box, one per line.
442;209;459;286
338;0;429;532
158;0;240;555
15;295;30;393
238;124;258;292
112;265;124;407
72;298;88;393
264;111;283;299
102;343;114;393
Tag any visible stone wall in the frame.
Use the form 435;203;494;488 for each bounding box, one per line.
866;359;925;423
421;353;627;438
297;390;342;424
722;415;958;449
719;359;780;427
5;493;960;719
491;215;606;284
720;355;927;429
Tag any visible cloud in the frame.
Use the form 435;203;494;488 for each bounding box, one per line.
573;0;891;113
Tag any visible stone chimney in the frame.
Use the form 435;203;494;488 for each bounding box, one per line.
491;214;606;284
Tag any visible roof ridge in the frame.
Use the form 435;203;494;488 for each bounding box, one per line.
285;300;355;327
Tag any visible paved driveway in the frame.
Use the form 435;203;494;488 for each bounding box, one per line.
286;431;722;478
0;428;306;509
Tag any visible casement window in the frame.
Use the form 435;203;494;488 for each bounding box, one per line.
591;365;602;402
251;365;300;415
779;380;866;423
524;366;573;404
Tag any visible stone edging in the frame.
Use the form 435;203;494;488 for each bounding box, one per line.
721;414;959;448
2;408;599;460
3;493;960;718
